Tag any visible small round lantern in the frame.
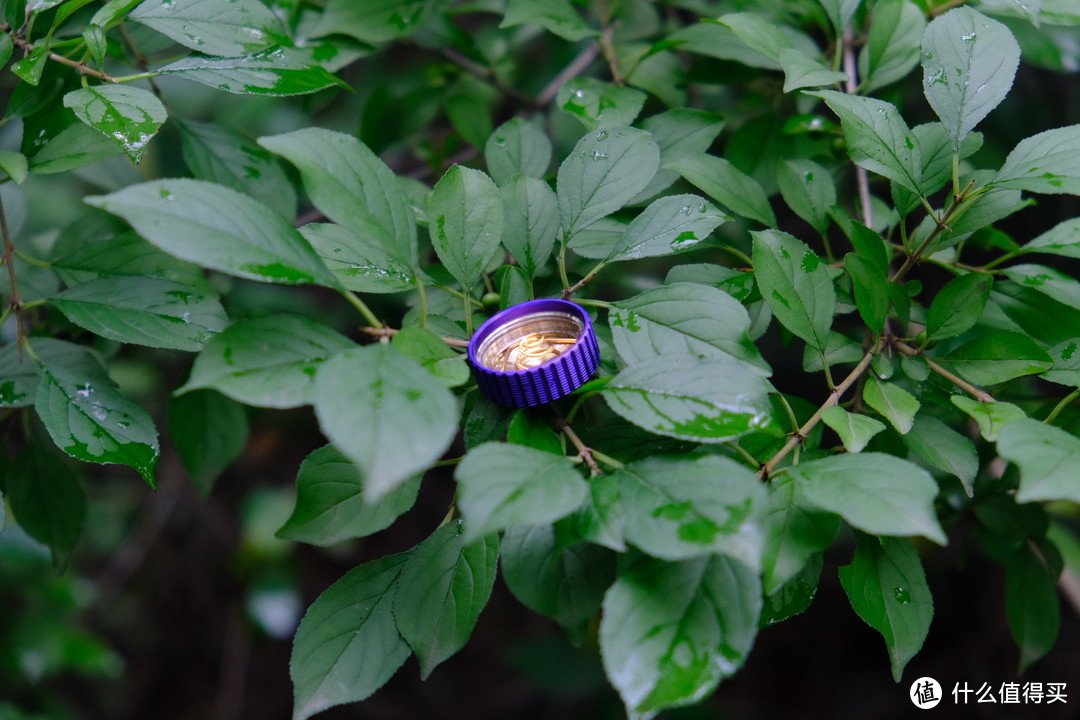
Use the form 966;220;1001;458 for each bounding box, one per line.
468;299;600;408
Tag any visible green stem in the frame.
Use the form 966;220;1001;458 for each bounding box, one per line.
590;449;624;471
12;248;51;267
338;290;382;328
1044;389;1080;425
574;298;613;310
111;71;160;83
820;231;835;264
983;249;1020;271
724;441;761;469
717;244;753;266
951;150;961;198
432;282;484;308
464;291;473;336
558;240;570;291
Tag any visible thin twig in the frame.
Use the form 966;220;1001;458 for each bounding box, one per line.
9;32;118;82
759;344;879;479
362;325;469;348
842;28;874;229
891;340;995;403
561;261;606;299
441;47;537;107
537;44;601;106
555;415;602;476
0;192;24;358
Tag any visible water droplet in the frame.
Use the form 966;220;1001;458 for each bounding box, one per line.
804;172;814;182
76;384;92;398
904;137;914;150
596;129;609;141
590;151;608;161
574;89;586;99
961;32;977;44
893;586;911;604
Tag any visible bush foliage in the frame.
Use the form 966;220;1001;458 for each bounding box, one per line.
1;0;1079;718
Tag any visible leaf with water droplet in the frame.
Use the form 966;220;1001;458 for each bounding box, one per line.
555;77;646;130
601;554;761;718
752;229;835;354
34;361;159;486
130;0;287;56
484;117;552;186
53;276;227;352
602;354;773;443
86;178;338;287
607;194;729;262
426;164;503;289
178;314;354;408
921;7;1019;149
63;85;166;162
158;48;350;97
557;126;659;241
839;534;933;681
667;153;776;226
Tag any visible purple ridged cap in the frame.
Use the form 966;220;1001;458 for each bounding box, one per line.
468;299;600;408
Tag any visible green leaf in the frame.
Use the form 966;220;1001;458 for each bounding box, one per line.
86;179;337;286
601;554;761;718
716;12;797;66
0;339;107;409
130;0;285;56
178;314;355;408
998;418;1080;504
667;153;775;227
501;524;614;637
779;48;849;92
456;442;587;542
28;121;125;175
167;390;248;497
1006;541;1061;673
911;122;984;198
820;0;863;35
847;221;891;274
762;555;823;626
630;111;724;204
845;253;888;331
0;150;28;184
609;282;768;371
950;395;1026;441
991;124;1080;194
291;552;412;720
499;174;559;279
63;85;167;162
615;454;765;569
862;376;919;434
1003;263;1080;309
1018;217;1080;258
496;264;531;310
0;32;9;68
392;520;499;679
776;159;835;235
83;24;106;68
485;118;552;186
925;272;992;341
35;361;159;486
277;445;420;546
500;0;596;40
258;128;417;266
602;355;772;443
859;0;926;93
158;49;348;97
427;164;503;289
177;119;297;219
556;77;646;130
991;281;1080;347
390;326;469;388
821;406;886;454
53;276;227;352
903;414;978;496
90;0;143;30
7;446;86;568
838;535;934;681
762;475;840;594
299;223;414;294
313;345;458;501
557;127;659;240
806;90;922;194
12;46;48;85
1042;339;1080;387
506;409;562;455
752;229;835;353
945;329;1052;385
608;194;729;262
793;453;947;544
311;0;435;45
921;7;1020;149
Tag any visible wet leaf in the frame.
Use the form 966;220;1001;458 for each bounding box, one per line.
178;314;355;408
159;49;348;97
63;85;166;162
485;118;552;186
667;153;775;227
86;179;338;286
608;194;728;262
130;0;286;56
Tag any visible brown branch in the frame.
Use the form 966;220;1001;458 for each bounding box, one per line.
0;192;24;358
10;32;118;82
536;44;601;106
891;340;995;403
556;416;602;476
759;344;879;479
362;325;469;348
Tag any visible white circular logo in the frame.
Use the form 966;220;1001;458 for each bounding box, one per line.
910;677;943;709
